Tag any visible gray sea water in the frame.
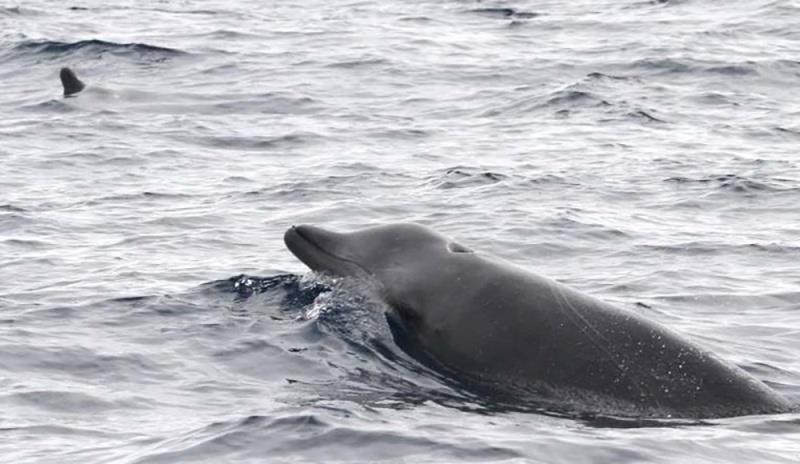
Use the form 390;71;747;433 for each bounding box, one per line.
2;0;800;462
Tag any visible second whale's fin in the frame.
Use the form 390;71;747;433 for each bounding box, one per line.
60;67;85;96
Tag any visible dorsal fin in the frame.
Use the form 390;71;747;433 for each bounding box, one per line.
60;67;85;96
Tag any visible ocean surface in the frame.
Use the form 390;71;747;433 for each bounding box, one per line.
2;0;800;462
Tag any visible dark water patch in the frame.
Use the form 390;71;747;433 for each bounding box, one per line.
134;412;521;464
466;7;539;19
649;0;686;5
0;423;125;438
82;191;197;207
109;295;154;304
546;89;611;108
399;15;434;22
1;238;52;249
0;5;43;15
223;175;255;184
768;59;800;78
520;173;579;187
0;213;36;234
554;108;570;118
176;132;322;151
212;337;284;358
211;326;334;382
245;169;399;202
89;293;212;326
0;343;171;382
10;39;187;60
197;62;241;76
632;58;759;77
640;242;721;256
370;127;431;140
692;91;740;106
664;174;798;194
430;166;509;189
185;10;231;16
154;414;333;458
18;99;77;113
192;29;265;41
492;85;618;119
143;214;228;229
100;234;178;249
0;204;27;212
775;126;800;139
627;110;666;123
138;7;226;16
636;241;797;256
324;57;390;69
586;72;634;81
203;93;319;115
631;57;692;74
652;292;800;314
747;243;800;254
2;390;119;413
246;181;352;202
542;216;631;241
705;64;757;76
468;7;515;17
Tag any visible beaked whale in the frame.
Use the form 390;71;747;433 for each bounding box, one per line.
284;223;792;419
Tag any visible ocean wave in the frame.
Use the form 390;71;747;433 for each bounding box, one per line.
175;132;322;151
542;216;631;241
628;57;798;79
0;341;168;384
664;174;799;193
0;204;27;212
545;89;611;108
4;390;120;413
9;38;187;59
80;191;197;207
203;93;319;115
479;86;612;118
210;274;479;411
626;109;666;123
324;57;390;69
430;166;509;190
465;8;539;19
0;6;43;16
133;412;522;463
1;238;52;249
586;71;637;82
242;168;403;202
640;242;800;256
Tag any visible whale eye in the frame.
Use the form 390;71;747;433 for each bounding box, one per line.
447;242;473;253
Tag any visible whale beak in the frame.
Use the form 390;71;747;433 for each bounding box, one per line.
284;225;365;277
284;225;328;255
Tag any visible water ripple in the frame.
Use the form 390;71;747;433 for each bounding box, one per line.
10;39;187;58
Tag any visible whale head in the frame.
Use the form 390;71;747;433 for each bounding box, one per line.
284;223;473;279
284;223;476;321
